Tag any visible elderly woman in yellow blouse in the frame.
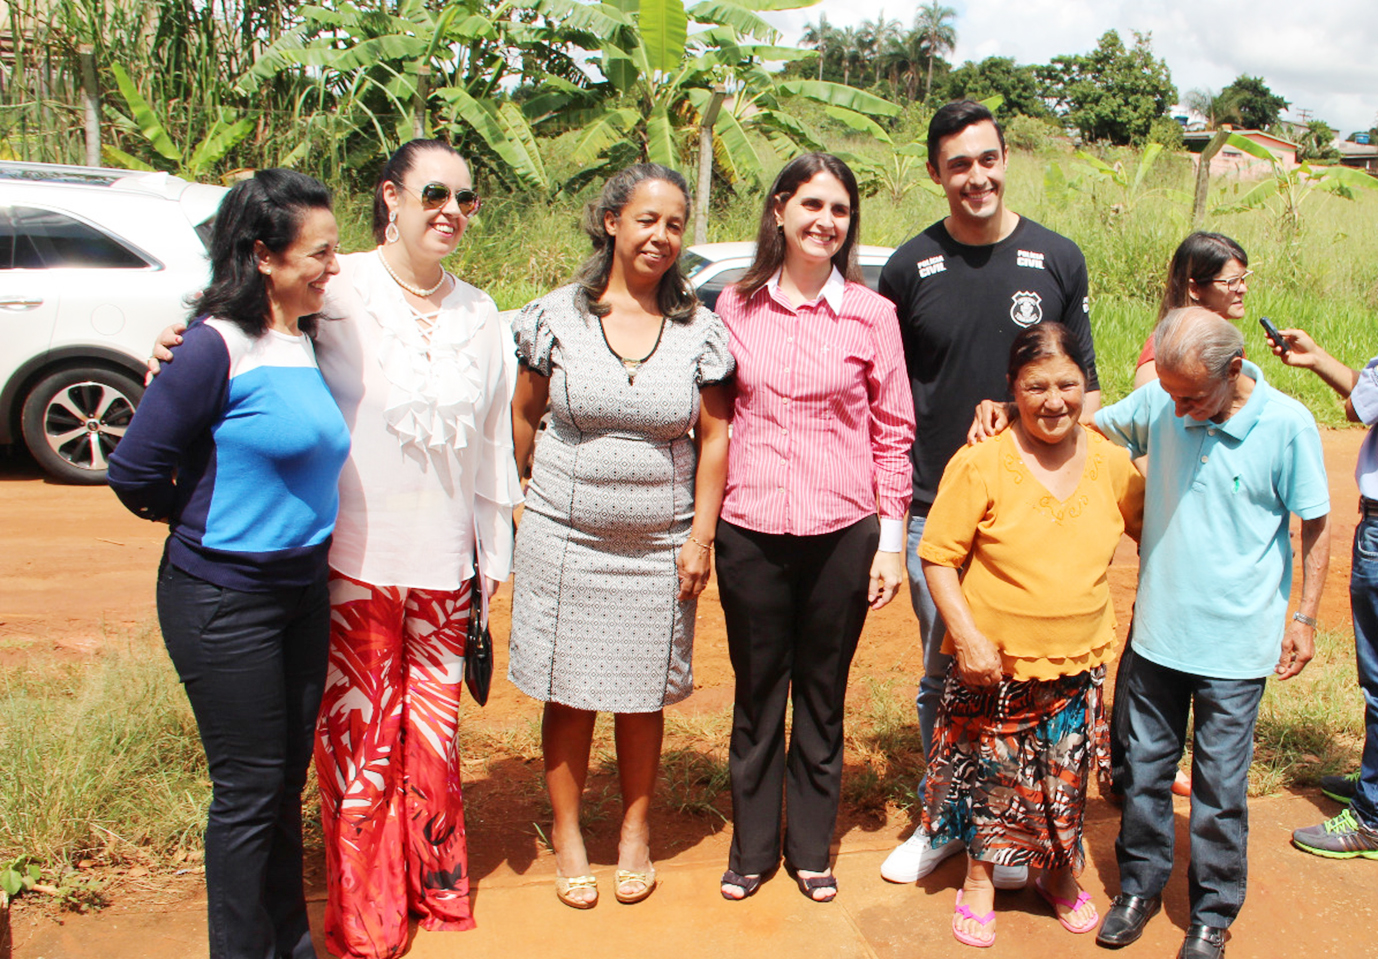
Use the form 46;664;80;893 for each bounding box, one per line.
919;322;1143;949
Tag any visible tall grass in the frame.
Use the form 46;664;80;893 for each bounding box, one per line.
0;630;210;866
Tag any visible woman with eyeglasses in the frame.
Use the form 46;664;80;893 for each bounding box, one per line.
152;139;521;958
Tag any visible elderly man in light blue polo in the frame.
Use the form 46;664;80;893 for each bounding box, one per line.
1091;307;1331;959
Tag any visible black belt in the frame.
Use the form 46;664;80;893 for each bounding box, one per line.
1362;496;1378;517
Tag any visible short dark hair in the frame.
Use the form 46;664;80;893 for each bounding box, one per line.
1157;231;1249;321
1007;322;1088;386
927;99;1006;169
736;152;863;299
571;163;697;323
194;168;333;337
371;138;464;244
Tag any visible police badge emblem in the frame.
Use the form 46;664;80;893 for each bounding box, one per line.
1010;291;1043;327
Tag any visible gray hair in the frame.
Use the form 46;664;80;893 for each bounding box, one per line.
1154;306;1244;380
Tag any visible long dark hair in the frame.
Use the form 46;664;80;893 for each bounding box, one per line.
736;153;862;299
371;138;464;245
571;163;697;323
1157;231;1248;321
193;168;333;337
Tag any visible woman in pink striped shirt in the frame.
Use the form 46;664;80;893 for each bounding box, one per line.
713;153;916;903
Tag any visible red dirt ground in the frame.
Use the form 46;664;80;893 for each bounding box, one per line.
1;428;1371;959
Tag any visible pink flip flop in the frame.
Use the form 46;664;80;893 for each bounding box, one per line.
952;889;996;948
1034;875;1099;934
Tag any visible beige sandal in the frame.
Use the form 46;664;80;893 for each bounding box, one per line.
555;872;598;909
614;865;657;904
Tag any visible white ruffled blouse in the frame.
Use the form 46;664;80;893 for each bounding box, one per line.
313;251;522;590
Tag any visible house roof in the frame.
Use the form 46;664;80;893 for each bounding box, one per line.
1183;128;1300;151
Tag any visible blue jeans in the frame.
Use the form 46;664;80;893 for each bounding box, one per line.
1350;511;1378;827
907;511;951;761
1114;654;1265;928
158;560;329;959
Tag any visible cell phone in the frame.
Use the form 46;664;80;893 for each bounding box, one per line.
1259;316;1288;356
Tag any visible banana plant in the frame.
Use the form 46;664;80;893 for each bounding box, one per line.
103;64;254;180
1210;131;1378;233
534;0;901;188
239;0;557;190
1053;141;1191;222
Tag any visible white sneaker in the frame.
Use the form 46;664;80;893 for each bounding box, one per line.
879;826;963;883
991;863;1028;890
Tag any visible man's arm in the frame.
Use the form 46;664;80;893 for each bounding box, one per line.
1271;328;1361;421
1276;512;1331;680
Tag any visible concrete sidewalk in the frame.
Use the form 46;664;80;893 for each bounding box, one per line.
15;790;1375;959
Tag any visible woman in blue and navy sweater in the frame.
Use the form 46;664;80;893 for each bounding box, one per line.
109;169;350;959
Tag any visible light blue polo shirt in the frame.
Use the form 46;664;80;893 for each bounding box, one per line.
1096;360;1330;679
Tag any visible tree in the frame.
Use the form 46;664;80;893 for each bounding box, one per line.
859;12;902;86
912;1;956;102
1296;119;1341;162
1183;87;1221;127
1038;30;1176;145
943;56;1049;119
1218;75;1289;130
800;15;836;82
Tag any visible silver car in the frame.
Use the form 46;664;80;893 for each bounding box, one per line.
682;241;896;311
0;162;226;483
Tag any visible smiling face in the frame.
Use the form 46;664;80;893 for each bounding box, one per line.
605;177;687;285
1012;353;1085;447
928;119;1008;236
1188;257;1250;320
260;205;340;326
774;170;852;272
383;148;472;266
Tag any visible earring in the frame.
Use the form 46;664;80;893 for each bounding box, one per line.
776;221;784;235
385;210;399;245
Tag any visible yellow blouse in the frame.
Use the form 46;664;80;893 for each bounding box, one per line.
919;429;1144;681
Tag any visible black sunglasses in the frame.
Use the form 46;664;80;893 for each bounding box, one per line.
406;181;482;215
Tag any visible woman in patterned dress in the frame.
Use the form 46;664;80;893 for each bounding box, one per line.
508;164;734;908
921;322;1143;948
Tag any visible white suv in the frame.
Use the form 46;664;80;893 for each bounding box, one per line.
0;162;226;483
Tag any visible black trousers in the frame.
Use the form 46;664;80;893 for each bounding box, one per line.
716;516;878;874
157;559;329;959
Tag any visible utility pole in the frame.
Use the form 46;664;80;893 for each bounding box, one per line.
693;86;727;247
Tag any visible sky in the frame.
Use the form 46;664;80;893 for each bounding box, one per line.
759;0;1378;137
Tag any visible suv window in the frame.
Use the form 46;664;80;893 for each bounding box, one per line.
0;206;150;269
696;267;747;311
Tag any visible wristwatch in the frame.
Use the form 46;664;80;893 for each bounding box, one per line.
1292;611;1320;628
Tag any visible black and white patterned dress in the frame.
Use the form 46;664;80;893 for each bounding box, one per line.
507;284;734;712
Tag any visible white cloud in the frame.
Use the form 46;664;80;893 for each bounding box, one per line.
761;0;1378;134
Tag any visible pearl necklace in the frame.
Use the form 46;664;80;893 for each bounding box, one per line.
376;248;447;297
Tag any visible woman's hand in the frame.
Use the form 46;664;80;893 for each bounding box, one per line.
146;322;187;383
952;632;1003;687
868;550;905;610
966;400;1013;445
677;537;712;602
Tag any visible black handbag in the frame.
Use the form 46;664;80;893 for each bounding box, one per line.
464;574;493;706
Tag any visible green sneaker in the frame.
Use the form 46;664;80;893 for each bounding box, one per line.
1319;770;1360;805
1291;808;1378;860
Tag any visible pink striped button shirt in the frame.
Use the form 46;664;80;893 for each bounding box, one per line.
716;268;915;544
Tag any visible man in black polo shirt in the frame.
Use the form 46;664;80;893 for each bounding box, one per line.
877;99;1100;889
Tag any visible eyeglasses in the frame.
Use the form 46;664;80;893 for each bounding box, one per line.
1210;270;1253;292
405;181;482;216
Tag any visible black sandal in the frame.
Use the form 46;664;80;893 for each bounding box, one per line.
793;871;837;903
720;869;763;901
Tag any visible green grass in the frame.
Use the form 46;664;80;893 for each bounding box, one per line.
0;629;210;867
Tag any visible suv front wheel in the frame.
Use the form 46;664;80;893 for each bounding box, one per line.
21;367;143;485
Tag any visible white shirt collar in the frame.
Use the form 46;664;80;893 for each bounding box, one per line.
767;265;846;315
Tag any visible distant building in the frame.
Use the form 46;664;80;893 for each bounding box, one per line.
1182;126;1300;178
1337;140;1378;174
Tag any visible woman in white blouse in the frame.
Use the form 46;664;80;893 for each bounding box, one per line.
153;140;521;959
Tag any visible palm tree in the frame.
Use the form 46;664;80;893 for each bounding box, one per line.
859;12;902;86
837;26;862;87
913;1;957;102
800;15;836;82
